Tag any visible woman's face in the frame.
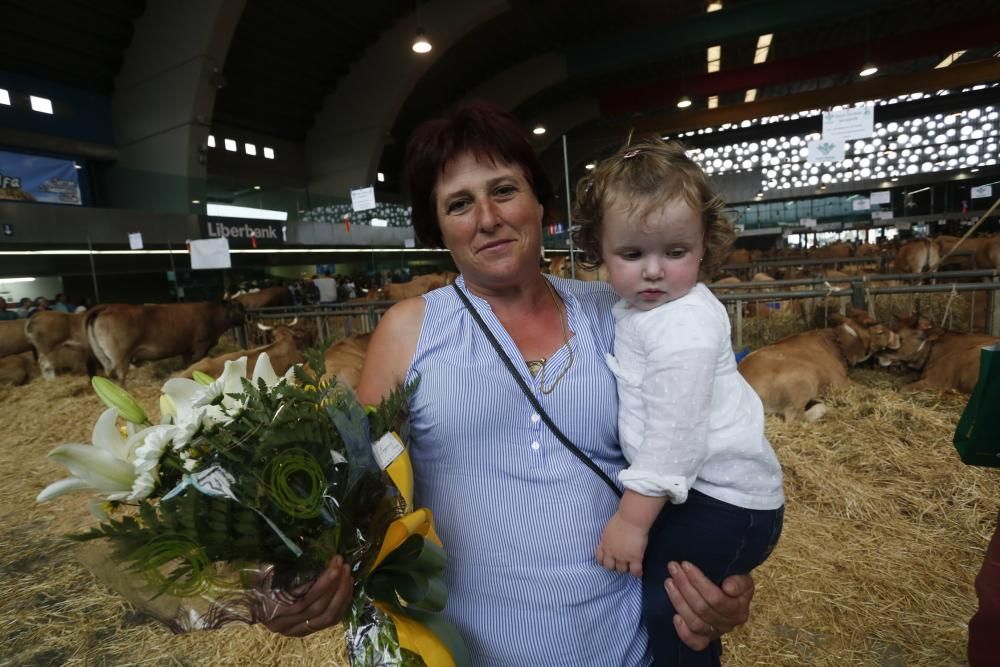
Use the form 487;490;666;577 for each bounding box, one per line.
434;152;544;292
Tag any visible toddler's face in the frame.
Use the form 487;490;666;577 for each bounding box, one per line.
599;197;704;311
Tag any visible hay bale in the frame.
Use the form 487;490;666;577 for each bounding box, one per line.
3;365;997;665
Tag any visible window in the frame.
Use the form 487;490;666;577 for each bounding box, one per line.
207;134;216;148
263;147;275;159
29;95;53;114
245;143;257;156
0;89;10;106
224;138;237;152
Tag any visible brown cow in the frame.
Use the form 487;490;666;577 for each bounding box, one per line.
893;238;941;274
233;286;295;310
876;316;999;393
0;319;32;358
86;301;246;385
373;273;458;301
738;310;900;421
24;310;92;379
322;333;372;390
974;236;1000;269
811;242;853;260
178;320;313;380
546;256;607;282
0;351;34;386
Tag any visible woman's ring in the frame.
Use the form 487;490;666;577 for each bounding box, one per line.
305;618;312;629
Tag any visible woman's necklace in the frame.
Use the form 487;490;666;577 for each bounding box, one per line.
536;279;574;394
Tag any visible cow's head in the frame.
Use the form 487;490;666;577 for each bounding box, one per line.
876;316;940;369
224;299;247;326
831;310;900;364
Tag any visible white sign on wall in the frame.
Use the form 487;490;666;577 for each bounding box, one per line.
852;198;871;211
972;185;993;199
800;218;818;228
128;232;144;250
822;106;875;142
870;190;891;205
370;217;388;227
807;139;845;163
189;237;231;270
351;187;377;212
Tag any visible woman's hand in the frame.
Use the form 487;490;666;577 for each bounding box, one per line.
263;555;354;637
664;560;754;651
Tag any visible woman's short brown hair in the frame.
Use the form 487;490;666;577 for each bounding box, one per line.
572;136;734;280
405;101;555;248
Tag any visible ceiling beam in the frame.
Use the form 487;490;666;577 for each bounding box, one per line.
601;15;1000;117
618;58;1000;138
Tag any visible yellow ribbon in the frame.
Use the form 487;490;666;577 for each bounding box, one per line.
371;432;454;666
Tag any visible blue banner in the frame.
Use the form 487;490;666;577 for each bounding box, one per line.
0;150;82;205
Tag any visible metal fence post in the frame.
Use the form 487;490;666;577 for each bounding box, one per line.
734;300;744;350
851;279;866;311
991;275;1000;337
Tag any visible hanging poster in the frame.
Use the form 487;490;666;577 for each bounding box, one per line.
822;106;875;142
0;150;82;205
800;218;818;228
189;238;232;270
351;186;376;212
852;198;871;211
971;185;992;199
870;190;891;205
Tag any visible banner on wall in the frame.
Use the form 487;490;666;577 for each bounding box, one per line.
0;150;82;205
200;217;285;248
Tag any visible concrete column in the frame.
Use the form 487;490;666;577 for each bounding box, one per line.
109;0;245;212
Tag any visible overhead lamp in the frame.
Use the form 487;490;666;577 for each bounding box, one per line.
859;63;878;77
253;185;261;190
411;29;432;54
532;125;546;135
191;199;201;204
677;96;693;109
585;163;595;170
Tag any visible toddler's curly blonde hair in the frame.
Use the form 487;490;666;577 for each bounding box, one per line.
572;136;734;280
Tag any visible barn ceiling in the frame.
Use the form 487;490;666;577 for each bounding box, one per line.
2;0;1000;194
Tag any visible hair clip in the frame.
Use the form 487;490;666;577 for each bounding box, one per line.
622;149;641;159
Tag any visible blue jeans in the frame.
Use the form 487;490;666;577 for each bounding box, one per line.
642;489;784;667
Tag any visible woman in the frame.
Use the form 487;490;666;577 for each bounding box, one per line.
265;101;755;664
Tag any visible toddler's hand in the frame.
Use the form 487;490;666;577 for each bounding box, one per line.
596;512;647;577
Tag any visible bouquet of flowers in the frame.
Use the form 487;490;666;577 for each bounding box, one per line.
37;351;466;666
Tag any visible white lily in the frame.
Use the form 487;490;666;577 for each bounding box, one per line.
37;408;148;503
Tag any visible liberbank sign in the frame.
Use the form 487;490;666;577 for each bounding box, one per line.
200;217;285;248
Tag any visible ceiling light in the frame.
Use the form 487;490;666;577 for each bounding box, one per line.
191;200;201;204
706;2;723;11
677;96;692;109
935;51;967;69
244;143;257;156
263;147;275;159
253;185;261;190
29;95;53;114
859;64;878;77
585;163;595;170
207;135;216;148
377;172;385;182
412;29;432;54
532;125;546;135
224;138;237;152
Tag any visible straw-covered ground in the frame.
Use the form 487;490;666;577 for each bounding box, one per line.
2;357;997;665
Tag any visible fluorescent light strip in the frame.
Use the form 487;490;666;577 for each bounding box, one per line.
707;2;723;12
206;203;288;221
0;248;449;256
707;45;721;73
754;33;772;64
935;51;966;69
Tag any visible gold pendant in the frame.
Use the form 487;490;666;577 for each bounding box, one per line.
526;358;546;377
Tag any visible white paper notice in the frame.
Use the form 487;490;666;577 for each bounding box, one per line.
189;237;231;270
800;218;817;228
369;217;388;227
351;187;376;212
972;185;993;199
128;232;144;250
807;139;845;163
822;106;875;142
871;211;894;220
896;222;912;230
870;191;891;205
852;198;871;211
403;238;416;248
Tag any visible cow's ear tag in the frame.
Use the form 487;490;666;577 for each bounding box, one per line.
841;323;859;338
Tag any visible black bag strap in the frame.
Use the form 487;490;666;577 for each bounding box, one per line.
452;282;622;497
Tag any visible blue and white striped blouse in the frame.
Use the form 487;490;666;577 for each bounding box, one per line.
406;275;650;666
